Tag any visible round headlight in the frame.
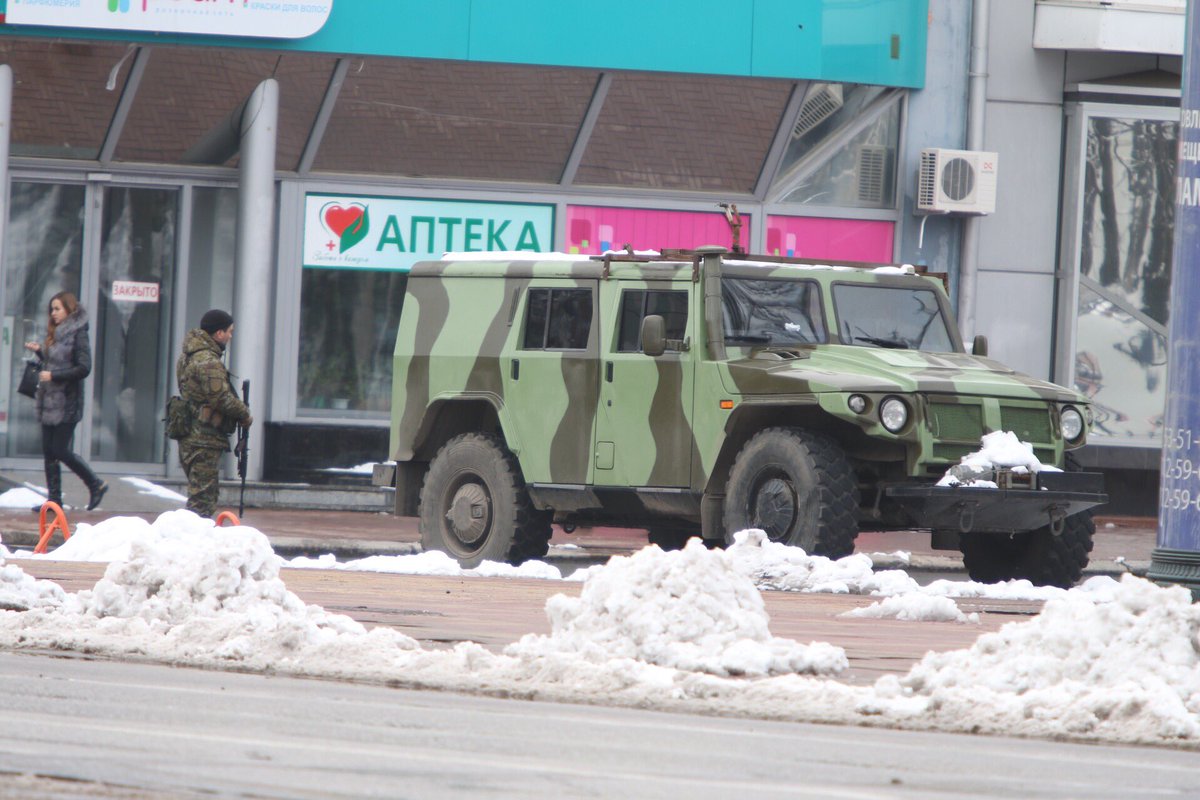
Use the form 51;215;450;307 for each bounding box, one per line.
880;397;909;433
1061;406;1084;442
848;394;868;414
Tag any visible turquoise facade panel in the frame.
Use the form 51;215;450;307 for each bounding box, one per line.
0;0;926;87
466;0;757;78
752;0;926;87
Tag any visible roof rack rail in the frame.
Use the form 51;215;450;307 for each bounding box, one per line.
588;247;946;285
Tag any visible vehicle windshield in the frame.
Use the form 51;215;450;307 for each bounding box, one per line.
832;284;956;352
722;277;826;345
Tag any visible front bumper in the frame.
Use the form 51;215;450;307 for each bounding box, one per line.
885;470;1107;533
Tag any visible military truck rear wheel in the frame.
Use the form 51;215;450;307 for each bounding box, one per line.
418;433;552;568
722;427;859;557
959;510;1095;588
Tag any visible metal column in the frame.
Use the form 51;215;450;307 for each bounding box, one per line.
0;66;11;281
231;78;279;482
1149;4;1200;598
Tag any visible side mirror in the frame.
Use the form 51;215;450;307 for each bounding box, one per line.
641;315;667;357
972;334;988;357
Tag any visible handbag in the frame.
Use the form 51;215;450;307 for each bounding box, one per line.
17;359;39;399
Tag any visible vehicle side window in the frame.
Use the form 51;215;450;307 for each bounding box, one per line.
617;290;689;352
522;288;593;350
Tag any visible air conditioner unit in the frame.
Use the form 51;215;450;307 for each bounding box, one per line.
917;148;998;215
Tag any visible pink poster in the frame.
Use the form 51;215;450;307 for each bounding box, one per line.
566;206;747;254
765;215;894;262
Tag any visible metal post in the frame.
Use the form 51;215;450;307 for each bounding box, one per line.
232;78;278;483
1149;2;1200;599
957;0;989;340
0;66;11;280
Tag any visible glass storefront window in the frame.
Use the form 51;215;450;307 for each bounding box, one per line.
184;187;237;332
1075;282;1167;441
1071;114;1176;444
297;269;406;414
1;183;86;457
90;187;178;464
773;83;901;209
1080;117;1176;327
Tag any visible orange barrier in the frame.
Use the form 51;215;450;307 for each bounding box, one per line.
215;510;241;527
34;502;71;554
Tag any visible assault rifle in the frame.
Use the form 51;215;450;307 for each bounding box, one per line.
234;379;250;517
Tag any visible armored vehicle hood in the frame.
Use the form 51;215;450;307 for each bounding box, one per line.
722;345;1084;403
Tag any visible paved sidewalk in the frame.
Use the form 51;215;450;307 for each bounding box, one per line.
0;467;1156;575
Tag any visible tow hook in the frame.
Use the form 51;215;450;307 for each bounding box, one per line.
1047;505;1067;536
957;501;977;534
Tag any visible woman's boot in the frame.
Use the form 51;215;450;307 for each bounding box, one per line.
33;462;63;511
86;480;109;511
61;452;108;511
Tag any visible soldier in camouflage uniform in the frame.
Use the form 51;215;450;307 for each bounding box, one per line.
176;309;252;517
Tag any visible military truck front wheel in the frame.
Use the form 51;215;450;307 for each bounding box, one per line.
418;433;552;568
722;427;859;558
959;510;1095;588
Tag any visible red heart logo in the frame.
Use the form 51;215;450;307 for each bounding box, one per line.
323;205;365;237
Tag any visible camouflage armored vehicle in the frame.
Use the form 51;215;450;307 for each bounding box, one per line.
373;247;1107;586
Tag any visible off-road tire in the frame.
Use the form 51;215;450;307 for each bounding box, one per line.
418;433;552;568
647;526;698;551
959;510;1095;588
722;427;859;557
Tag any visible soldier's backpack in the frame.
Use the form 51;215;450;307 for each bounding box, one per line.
165;395;192;440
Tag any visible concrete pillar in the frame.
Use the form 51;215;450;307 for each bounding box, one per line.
231;78;278;482
1149;5;1200;599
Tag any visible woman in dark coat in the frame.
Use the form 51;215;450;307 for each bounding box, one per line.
23;291;107;511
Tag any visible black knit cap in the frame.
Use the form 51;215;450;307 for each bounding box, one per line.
199;309;234;335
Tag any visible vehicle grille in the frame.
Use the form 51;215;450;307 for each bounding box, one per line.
928;402;984;441
1001;405;1053;443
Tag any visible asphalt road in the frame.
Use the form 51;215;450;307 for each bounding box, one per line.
0;651;1195;800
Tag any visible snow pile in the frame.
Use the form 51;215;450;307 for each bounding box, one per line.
0;511;844;687
724;529;919;595
507;539;847;677
937;430;1062;488
845;593;978;623
0;486;47;509
17;515;163;564
23;521;1070;615
320;462;377;475
0;510;419;671
0;513;1197;746
120;477;186;502
880;575;1200;742
289;549;560;580
0;563;67;611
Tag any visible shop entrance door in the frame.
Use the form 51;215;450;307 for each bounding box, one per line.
1;182;179;469
89;185;180;467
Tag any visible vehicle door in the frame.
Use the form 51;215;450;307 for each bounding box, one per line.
502;280;599;484
593;279;696;487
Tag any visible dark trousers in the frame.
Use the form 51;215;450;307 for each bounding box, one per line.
41;422;101;501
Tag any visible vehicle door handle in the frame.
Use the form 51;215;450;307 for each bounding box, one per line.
606;361;613;382
511;359;520;380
